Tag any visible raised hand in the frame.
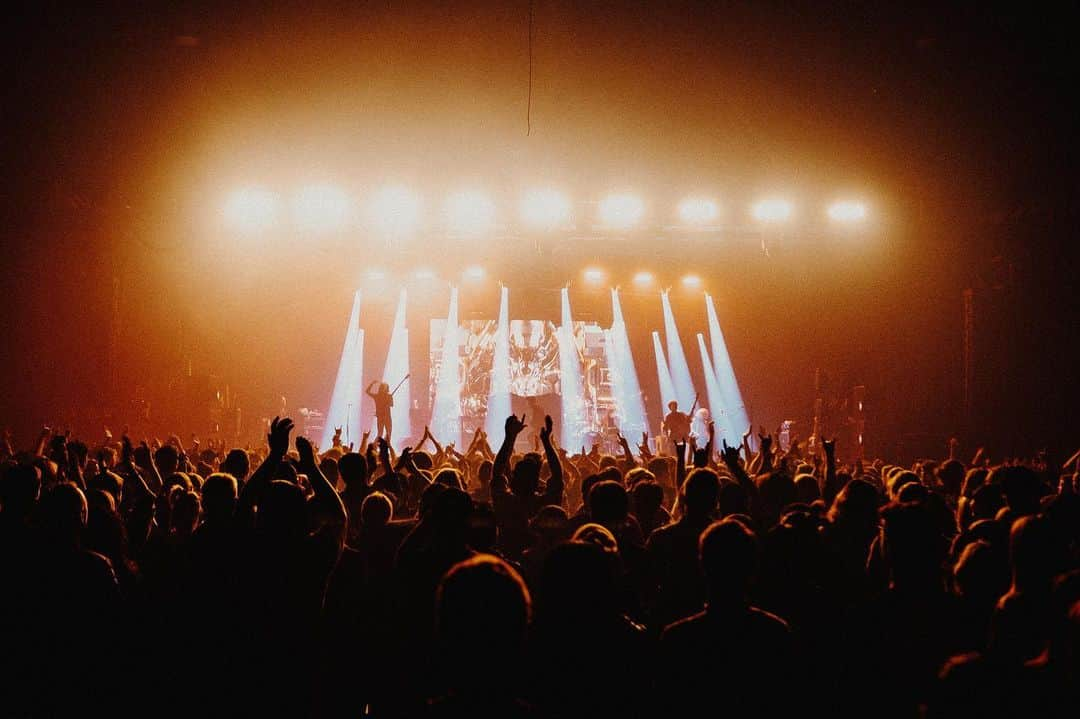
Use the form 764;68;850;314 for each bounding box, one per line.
134;441;154;471
721;439;741;467
822;438;836;458
295;435;317;468
539;415;554;445
505;414;528;438
268;416;295;457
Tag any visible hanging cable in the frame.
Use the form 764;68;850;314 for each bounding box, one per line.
527;0;534;136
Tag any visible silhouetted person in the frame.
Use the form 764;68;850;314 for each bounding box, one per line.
366;380;394;441
491;414;564;559
529;540;650;717
647;467;720;627
658;518;794;717
428;555;536;717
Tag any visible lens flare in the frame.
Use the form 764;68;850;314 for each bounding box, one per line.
367;185;422;235
292;184;352;233
752;197;793;223
521;188;571;229
445;189;496;236
598;193;645;230
677;196;719;225
827;200;868;223
223;187;278;233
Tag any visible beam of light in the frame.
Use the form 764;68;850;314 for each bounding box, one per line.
558;288;586;451
322;291;364;450
606;289;648;438
223;187;277;233
677;196;719;225
583;267;605;285
827;200;868;223
445;189;496;236
752;197;793;223
681;274;702;289
414;268;437;280
485;286;511;446
366;185;422;236
463;265;485;280
652;330;677;411
660;290;697;413
598;193;645;230
292;184;352;233
521;188;571;230
512;320;525;349
431;287;462;448
633;271;654;287
705;293;748;444
381;288;411;446
696;332;729;446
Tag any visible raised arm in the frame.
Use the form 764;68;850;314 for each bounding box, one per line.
721;439;758;503
757;431;774;473
540;415;564;504
616;433;638;473
675;439;688;492
296;434;346;537
365;380;378;399
492;414;527;495
822;437;837;489
239;416;293;516
704;420;715;464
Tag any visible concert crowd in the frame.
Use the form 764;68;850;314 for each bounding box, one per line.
1;416;1077;718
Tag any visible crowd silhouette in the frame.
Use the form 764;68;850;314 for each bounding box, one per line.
1;416;1077;717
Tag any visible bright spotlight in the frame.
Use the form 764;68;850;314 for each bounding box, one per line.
583;267;605;285
366;269;386;281
521;188;571;230
677;196;719;225
367;185;422;236
598;193;645;230
463;265;485;280
828;200;868;223
322;291;364;450
223;187;277;233
415;268;436;280
633;271;654;287
752;197;793;223
682;274;702;289
293;184;352;233
445;189;496;236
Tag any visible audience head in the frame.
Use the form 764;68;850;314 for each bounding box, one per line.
360;491;393;529
682;468;720;519
589;480;629;528
700;518;759;605
337;452;367;489
436;555;531;676
201;472;238;523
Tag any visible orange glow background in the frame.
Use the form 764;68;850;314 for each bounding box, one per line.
1;2;1075;456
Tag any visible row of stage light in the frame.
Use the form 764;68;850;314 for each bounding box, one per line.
362;265;707;289
320;284;749;458
223;184;871;235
